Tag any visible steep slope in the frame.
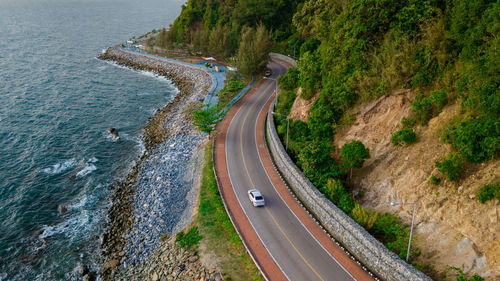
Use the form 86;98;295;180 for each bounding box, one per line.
331;93;500;280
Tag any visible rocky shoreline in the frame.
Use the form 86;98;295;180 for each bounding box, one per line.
96;46;216;280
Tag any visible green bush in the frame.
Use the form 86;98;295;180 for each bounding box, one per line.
411;91;447;125
319;179;355;215
341;140;370;177
401;116;416;128
449;266;484;281
297;51;321;99
370;212;418;261
442;117;499;163
192;105;220;133
159;233;169;242
477;183;500;204
278;67;299;91
176;226;203;249
352;204;378;230
391;128;417;146
297;140;344;187
436;153;464;182
428;175;441;185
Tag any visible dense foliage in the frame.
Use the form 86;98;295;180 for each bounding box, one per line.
476;182;500;203
391;128;418;146
150;0;305;74
192;105;220;133
161;0;498;274
341;140;370;177
436;152;464;182
217;79;246;111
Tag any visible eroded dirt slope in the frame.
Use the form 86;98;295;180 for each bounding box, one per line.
330;93;499;280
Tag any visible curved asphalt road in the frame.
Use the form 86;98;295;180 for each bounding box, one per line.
224;61;357;281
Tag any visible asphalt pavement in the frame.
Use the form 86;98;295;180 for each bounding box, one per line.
223;61;358;281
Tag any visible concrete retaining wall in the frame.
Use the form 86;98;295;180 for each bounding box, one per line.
269;53;297;67
266;102;431;281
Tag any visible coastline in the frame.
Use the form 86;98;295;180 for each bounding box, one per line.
97;46;213;280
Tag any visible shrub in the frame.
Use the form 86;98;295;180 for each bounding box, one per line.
320;179;355;215
217;79;246;110
297;140;343;187
442;117;499;163
449;266;484;281
428;175;441;185
401;116;416;128
278;67;299;91
391;128;417;146
477;183;500;204
436;153;464;182
352;204;378;230
370;212;418;261
159;233;169;242
176;226;202;249
411;91;447;125
192;105;220;133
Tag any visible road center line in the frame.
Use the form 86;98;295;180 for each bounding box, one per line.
239;92;325;281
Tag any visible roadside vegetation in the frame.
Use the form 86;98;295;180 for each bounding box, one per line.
150;0;498;279
216;78;247;111
197;142;263;281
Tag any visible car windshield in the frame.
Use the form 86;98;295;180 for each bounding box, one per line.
255;196;263;200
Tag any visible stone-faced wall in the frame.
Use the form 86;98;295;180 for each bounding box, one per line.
266;103;431;281
269;53;297;67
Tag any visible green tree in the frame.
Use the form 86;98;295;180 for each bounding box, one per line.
341;140;370;178
236;25;271;76
297;51;321;99
192;105;220;133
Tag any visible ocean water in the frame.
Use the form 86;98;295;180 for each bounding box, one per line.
0;0;182;279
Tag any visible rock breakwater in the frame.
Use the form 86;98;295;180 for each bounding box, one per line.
98;47;212;280
116;237;223;281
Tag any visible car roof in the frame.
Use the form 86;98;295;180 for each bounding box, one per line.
249;189;262;195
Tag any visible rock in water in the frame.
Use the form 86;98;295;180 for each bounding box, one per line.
58;203;69;215
107;128;120;141
79;265;89;276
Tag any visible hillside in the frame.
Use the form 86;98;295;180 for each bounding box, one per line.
152;0;499;280
331;93;499;279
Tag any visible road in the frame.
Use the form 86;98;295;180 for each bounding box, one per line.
222;61;361;281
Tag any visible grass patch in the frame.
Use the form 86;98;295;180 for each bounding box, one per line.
217;79;247;111
428;175;441;185
198;141;263;281
176;226;203;249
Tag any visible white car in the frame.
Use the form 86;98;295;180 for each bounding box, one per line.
248;189;265;207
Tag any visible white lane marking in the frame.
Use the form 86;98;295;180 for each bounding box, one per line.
251;62;357;280
225;78;292;281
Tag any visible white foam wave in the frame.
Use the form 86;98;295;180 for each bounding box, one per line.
39;210;90;239
103;60;174;84
76;164;97;178
68;194;95;211
88;157;98;163
138;69;170;82
40;159;76;175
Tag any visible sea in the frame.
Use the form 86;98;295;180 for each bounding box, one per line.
0;0;182;279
